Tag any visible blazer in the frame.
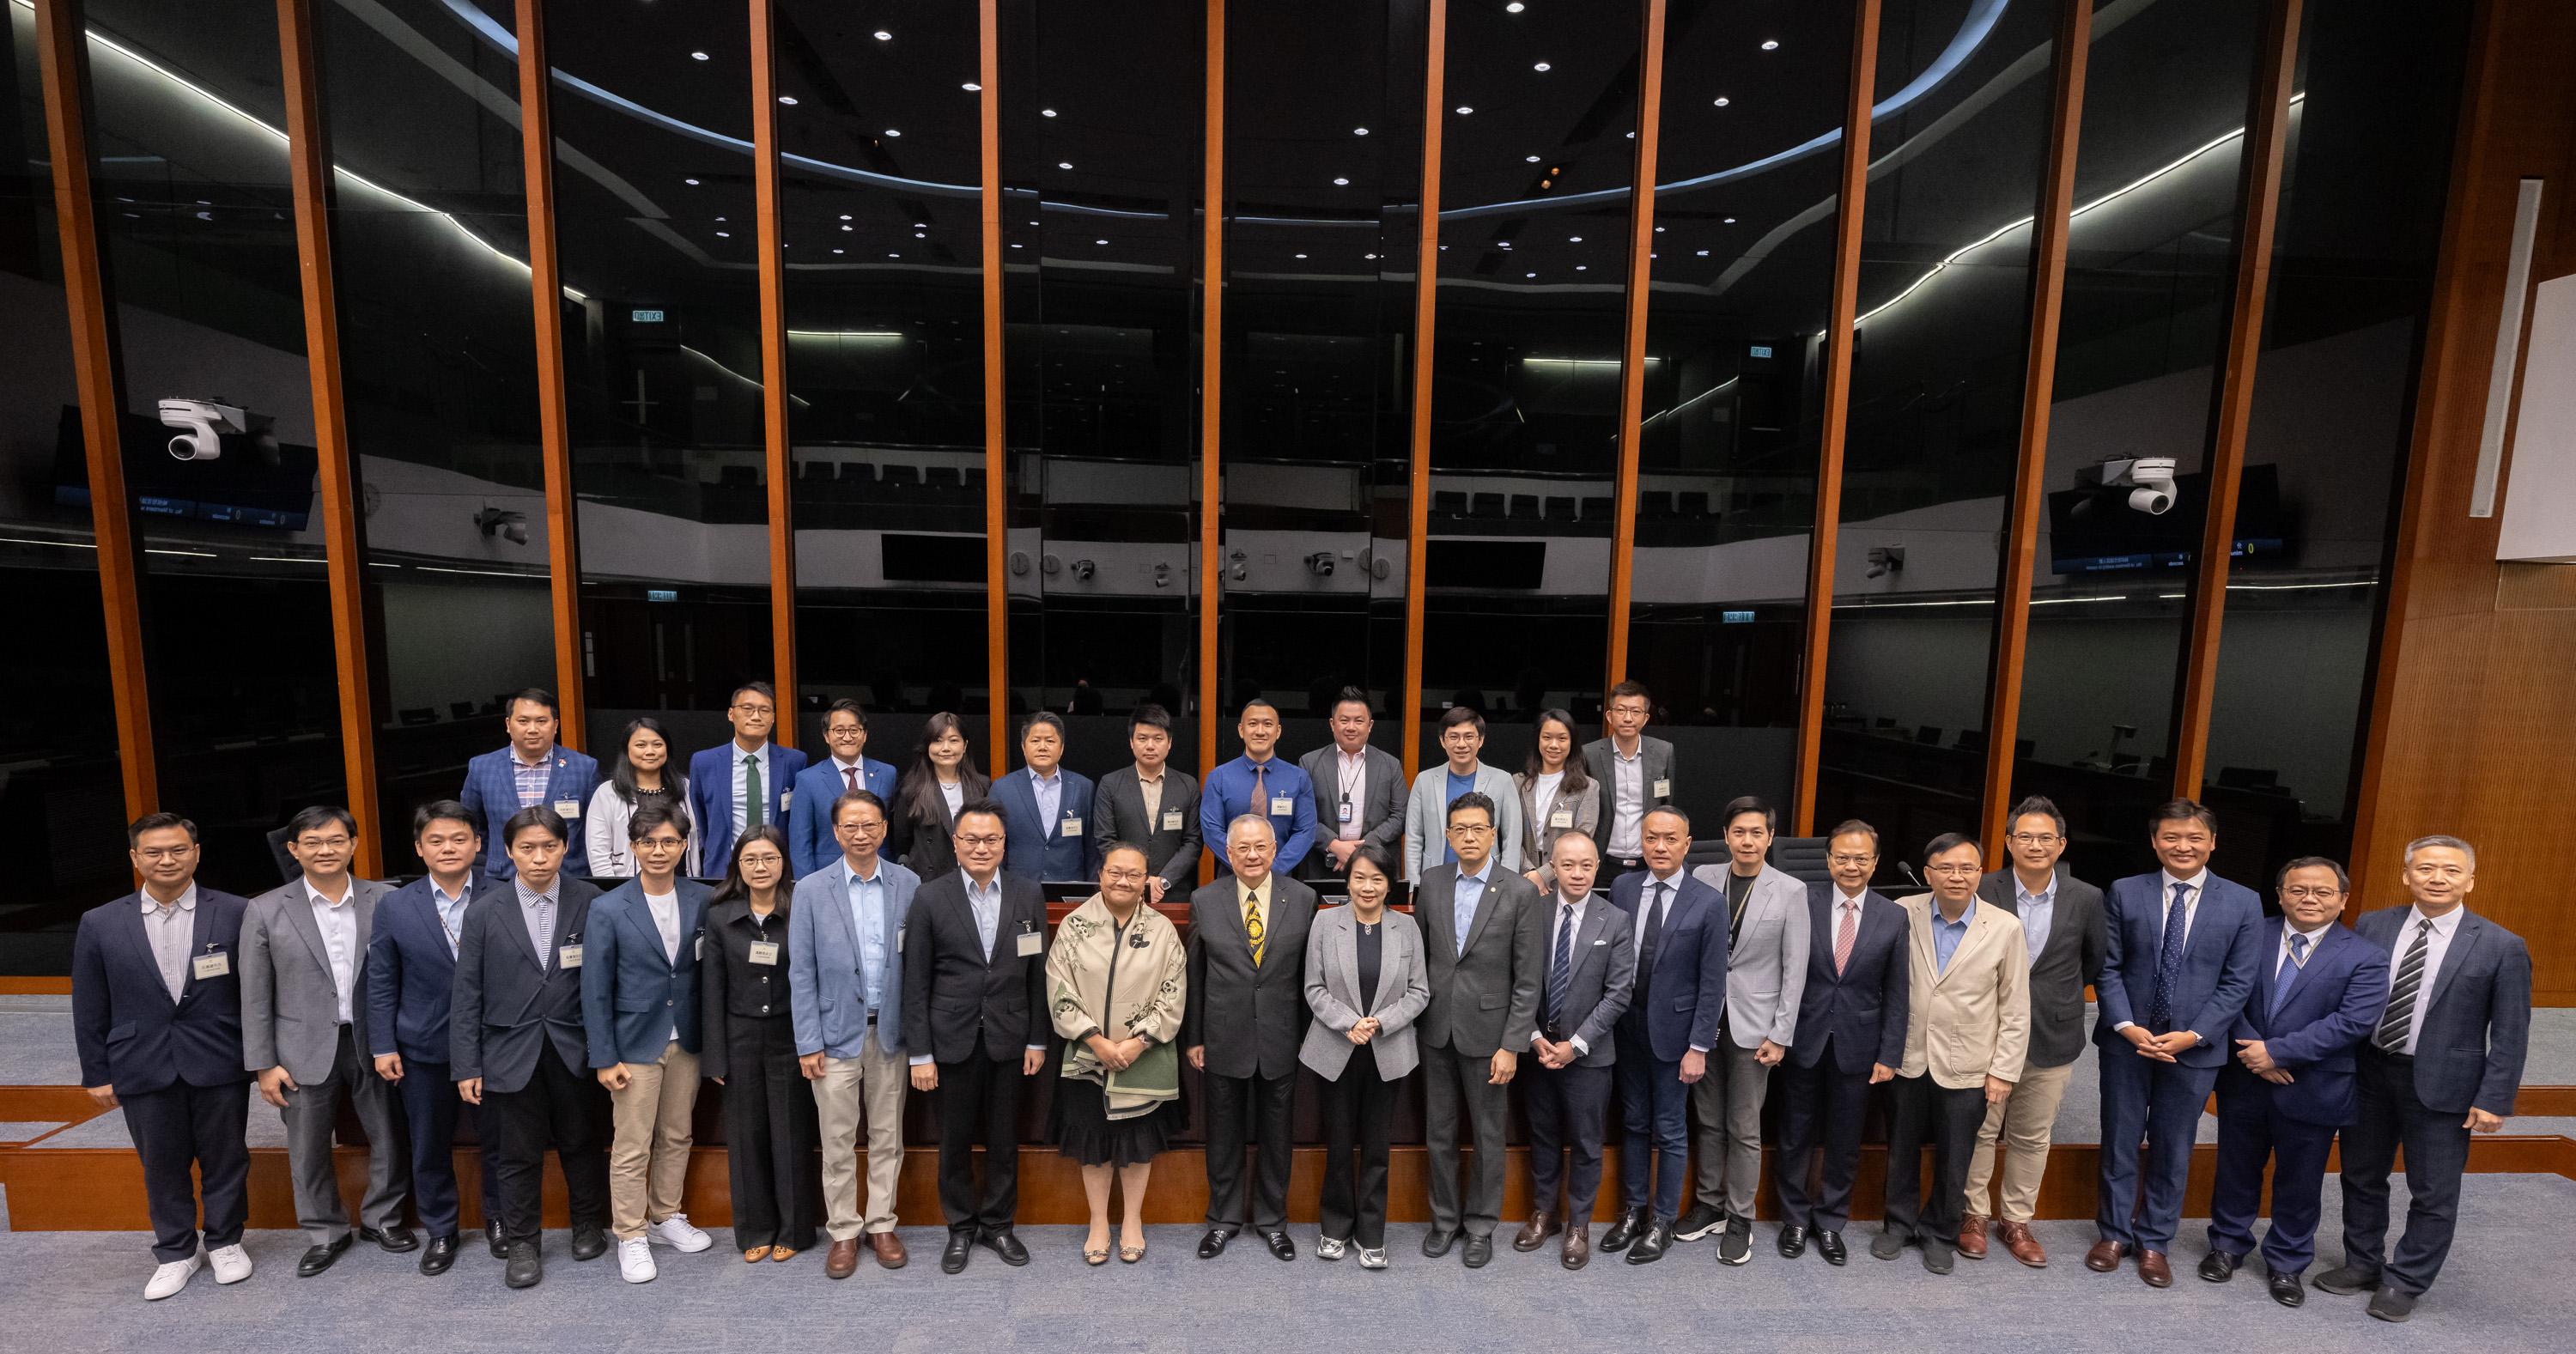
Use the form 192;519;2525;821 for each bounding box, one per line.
1299;906;1431;1081
992;766;1099;883
2093;871;2264;1069
583;783;702;881
1977;866;2107;1069
1515;772;1602;886
1788;883;1911;1075
1413;862;1544;1056
1579;734;1675;859
1295;744;1406;878
787;859;920;1060
699;897;793;1081
449;875;603;1094
888;769;991;882
1606;870;1728;1062
1181;872;1320;1080
1401;762;1526;882
580;877;708;1067
2351;905;2531;1116
71;889;252;1096
1687;861;1813;1050
459;744;600;879
901;871;1049;1064
1529;891;1636;1068
787;756;899;877
1895;893;2031;1090
366;873;483;1065
688;741;809;871
1090;765;1203;892
240;876;393;1084
2221;918;2389;1126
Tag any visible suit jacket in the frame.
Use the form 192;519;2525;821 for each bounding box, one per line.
580;877;708;1066
688;741;809;871
2352;905;2531;1116
1516;773;1602;887
1413;862;1544;1056
901;871;1049;1064
1789;883;1911;1075
459;744;600;879
240;876;393;1084
787;756;899;877
1401;762;1526;881
1531;891;1635;1068
1606;870;1728;1062
367;873;483;1064
1688;861;1812;1049
889;769;991;882
1091;765;1203;892
71;890;252;1095
993;766;1100;883
1295;744;1406;879
2220;918;2389;1126
1299;906;1431;1080
1579;734;1675;859
2093;871;2264;1069
1977;866;2106;1069
1895;894;2031;1090
1182;872;1320;1080
787;859;919;1059
449;875;603;1094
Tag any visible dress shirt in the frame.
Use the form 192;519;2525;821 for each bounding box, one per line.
1334;749;1369;840
1632;868;1683;949
2277;919;2332;981
514;880;558;968
1135;768;1165;826
830;756;866;792
644;887;682;1041
1439;768;1478;866
843;859;890;1012
1031;768;1065;839
2113;870;2210;1033
1931;897;1977;975
2014;871;2058;966
430;876;473;956
1234;873;1272;961
1607;742;1645;857
1451;861;1492;957
511;747;552;809
2391;904;2466;1055
732;741;773;832
140;885;199;1003
306;878;360;1023
964;872;1002;960
1532;771;1564;840
1541;893;1595;1054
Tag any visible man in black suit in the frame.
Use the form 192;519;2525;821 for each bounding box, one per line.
1513;834;1634;1270
1772;819;1907;1266
2317;834;2530;1323
452;806;610;1289
1091;703;1201;902
1297;686;1405;883
1184;815;1319;1260
71;813;257;1301
903;799;1049;1273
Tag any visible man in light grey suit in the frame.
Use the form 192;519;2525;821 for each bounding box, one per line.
1681;794;1810;1263
1403;707;1524;882
1514;834;1634;1270
1413;791;1543;1269
241;805;410;1278
1583;679;1674;882
1299;687;1406;883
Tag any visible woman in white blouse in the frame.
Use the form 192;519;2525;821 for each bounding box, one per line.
1516;708;1601;890
586;716;700;877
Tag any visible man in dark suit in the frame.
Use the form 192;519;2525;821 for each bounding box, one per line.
1091;703;1201;902
1601;807;1727;1265
458;688;598;881
1297;686;1404;883
2202;857;2389;1307
1773;819;1906;1267
1183;815;1319;1260
1962;795;2105;1267
453;806;611;1288
1413;791;1543;1268
787;699;899;877
2087;799;2263;1289
902;800;1049;1272
72;813;256;1301
1581;679;1674;881
2317;834;2530;1323
366;799;501;1273
992;711;1098;883
1514;834;1634;1270
689;681;807;871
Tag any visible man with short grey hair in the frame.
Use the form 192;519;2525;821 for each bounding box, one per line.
1185;816;1318;1260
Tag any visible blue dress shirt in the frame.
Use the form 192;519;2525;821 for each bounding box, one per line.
1452;862;1492;957
1932;896;1978;975
1439;768;1478;865
845;859;890;1012
2015;873;2057;966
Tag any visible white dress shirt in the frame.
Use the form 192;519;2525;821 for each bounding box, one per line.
2276;919;2332;982
1540;892;1596;1054
1633;869;1709;1053
732;741;774;832
140;885;199;1003
1335;749;1370;840
1607;743;1645;857
2391;905;2466;1055
306;878;360;1024
2113;869;2209;1034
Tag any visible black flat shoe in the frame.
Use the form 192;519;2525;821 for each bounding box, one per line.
568;1225;608;1262
1419;1228;1456;1259
1816;1230;1849;1266
361;1224;419;1254
298;1233;354;1278
1777;1224;1808;1260
419;1235;459;1276
2199;1250;2242;1284
1600;1206;1647;1254
1625;1219;1674;1265
1461;1234;1492;1269
2313;1264;2379;1295
1261;1230;1296;1261
941;1231;975;1274
1869;1229;1908;1261
2268;1268;2306;1308
502;1242;541;1289
1198;1228;1236;1260
484;1221;506;1260
1923;1242;1955;1276
2366;1287;2417;1322
980;1228;1030;1266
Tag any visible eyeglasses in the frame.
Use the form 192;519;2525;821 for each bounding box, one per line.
1924;863;1980;877
2280;886;2342;902
1827;853;1876;867
1446;823;1492;836
738;852;784;869
636;835;686;849
295;835;352;851
1103;868;1147;885
732;702;775;716
134;846;197;862
954;834;1005;849
2006;833;2061;847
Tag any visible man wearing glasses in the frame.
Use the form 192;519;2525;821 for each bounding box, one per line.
690;681;807;871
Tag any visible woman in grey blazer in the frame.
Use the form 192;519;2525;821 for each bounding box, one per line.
1515;708;1601;891
1301;842;1431;1269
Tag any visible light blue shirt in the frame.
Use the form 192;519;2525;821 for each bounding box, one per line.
1439;768;1479;865
843;859;889;1012
431;877;473;956
732;742;773;832
1932;896;1977;975
965;872;1002;959
2014;873;2057;966
1030;769;1063;840
1452;861;1492;957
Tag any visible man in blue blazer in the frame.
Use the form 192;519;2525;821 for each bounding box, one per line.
458;688;599;881
71;813;257;1301
2087;799;2263;1289
365;799;501;1272
2318;834;2530;1323
788;699;899;877
1774;819;1909;1266
992;711;1097;883
1600;807;1728;1265
2202;857;2388;1307
689;681;807;873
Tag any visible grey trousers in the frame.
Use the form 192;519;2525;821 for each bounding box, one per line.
1688;1041;1772;1219
1423;1044;1510;1238
280;1023;409;1246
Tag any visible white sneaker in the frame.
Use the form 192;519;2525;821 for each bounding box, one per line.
143;1249;204;1300
207;1244;254;1284
617;1237;657;1284
1315;1236;1346;1261
1357;1246;1389;1270
648;1213;713;1254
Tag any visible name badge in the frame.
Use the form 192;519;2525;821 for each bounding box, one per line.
1162;810;1184;832
555;798;581;819
557;944;584;969
1651;778;1671;798
1270;796;1293;817
1060;816;1082;838
1015;930;1044;959
780;789;793;811
749;941;781;966
1340;799;1356;824
694;935;706;962
191;951;231;980
1550;808;1575;829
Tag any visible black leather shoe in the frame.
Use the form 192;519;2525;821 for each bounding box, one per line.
1198;1228;1236;1260
1624;1219;1674;1265
484;1221;506;1260
419;1235;459;1276
1419;1228;1456;1259
502;1242;542;1289
1869;1228;1908;1261
2313;1264;2379;1295
1260;1230;1296;1261
1461;1234;1493;1269
1777;1224;1808;1260
568;1225;608;1262
2268;1268;2306;1308
298;1232;354;1278
1716;1217;1753;1266
1600;1206;1647;1254
361;1224;419;1254
941;1230;975;1273
2366;1287;2417;1322
2199;1250;2242;1284
980;1228;1030;1266
1816;1230;1850;1266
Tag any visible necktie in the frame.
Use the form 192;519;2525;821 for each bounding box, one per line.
744;753;765;829
2149;881;2190;1030
1547;902;1576;1034
1250;762;1268;819
2270;932;2311;1017
844;765;859;792
2375;918;2433;1053
1243;888;1266;968
1633;883;1667;1012
1834;901;1858;976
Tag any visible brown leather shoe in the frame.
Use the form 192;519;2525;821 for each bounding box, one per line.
1562;1224;1591;1271
823;1238;860;1280
2084;1238;2129;1272
2139;1249;2172;1288
1997;1220;2048;1268
869;1231;908;1270
1513;1211;1559;1252
1957;1213;1990;1260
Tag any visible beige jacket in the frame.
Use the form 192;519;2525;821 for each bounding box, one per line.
1895;892;2031;1090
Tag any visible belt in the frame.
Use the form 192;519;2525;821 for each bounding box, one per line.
1613;856;1643;869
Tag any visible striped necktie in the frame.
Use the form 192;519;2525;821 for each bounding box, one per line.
2374;918;2434;1053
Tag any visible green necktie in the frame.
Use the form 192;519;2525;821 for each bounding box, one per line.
744;752;764;829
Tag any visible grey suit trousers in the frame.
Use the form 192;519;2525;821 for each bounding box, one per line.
280;1023;408;1245
1424;1045;1510;1237
1688;1041;1771;1220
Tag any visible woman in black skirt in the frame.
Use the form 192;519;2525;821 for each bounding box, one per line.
699;825;817;1262
1045;844;1188;1265
1300;841;1430;1269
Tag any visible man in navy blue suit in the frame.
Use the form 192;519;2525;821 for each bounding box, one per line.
2317;834;2530;1323
1773;819;1908;1266
788;699;898;877
1598;807;1727;1265
992;711;1097;883
458;689;598;881
689;681;807;871
71;813;257;1301
2201;857;2388;1307
2086;798;2263;1289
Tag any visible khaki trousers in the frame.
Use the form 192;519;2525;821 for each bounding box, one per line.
814;1024;908;1241
1962;1059;2073;1223
609;1040;701;1239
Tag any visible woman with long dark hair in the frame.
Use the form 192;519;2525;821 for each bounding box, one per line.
1516;708;1599;890
586;716;697;877
887;712;989;881
698;824;816;1262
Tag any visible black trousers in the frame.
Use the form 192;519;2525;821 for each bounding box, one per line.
1774;1054;1876;1232
1881;1073;1984;1247
721;1014;819;1252
394;1057;500;1238
1318;1046;1394;1248
1204;1067;1297;1231
483;1041;610;1247
2339;1048;2473;1295
1525;1060;1613;1223
936;1035;1024;1232
122;1078;252;1263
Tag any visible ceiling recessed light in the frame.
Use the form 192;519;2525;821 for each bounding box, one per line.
888;252;900;258
1575;264;1588;270
1011;242;1024;248
1041;107;1058;118
715;216;727;222
1695;249;1710;256
962;82;981;91
833;247;844;254
1568;235;1582;242
1058;161;1073;170
1364;252;1377;259
1525;270;1537;277
1533;61;1551;71
1626;131;1636;138
1353;127;1370;136
1714;96;1731;107
1455;106;1473;115
1095;238;1108;245
1654;225;1664;233
1723;216;1737;224
1506;1;1525;10
1526;155;1541;163
778;94;798;105
1333;176;1350;185
884;128;901;137
840;224;852;232
914;232;926;239
715;230;730;237
690;51;708;61
840;214;853;221
1761;39;1779;51
873;30;892;40
684;177;701;185
1294;252;1308;259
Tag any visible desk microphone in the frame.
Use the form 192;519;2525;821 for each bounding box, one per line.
1897;861;1925;890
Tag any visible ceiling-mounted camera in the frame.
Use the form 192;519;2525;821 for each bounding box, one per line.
159;398;264;462
474;507;531;545
2078;456;2179;515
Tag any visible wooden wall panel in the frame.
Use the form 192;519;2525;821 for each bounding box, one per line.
1397;0;1448;784
1601;0;1666;689
513;0;586;746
